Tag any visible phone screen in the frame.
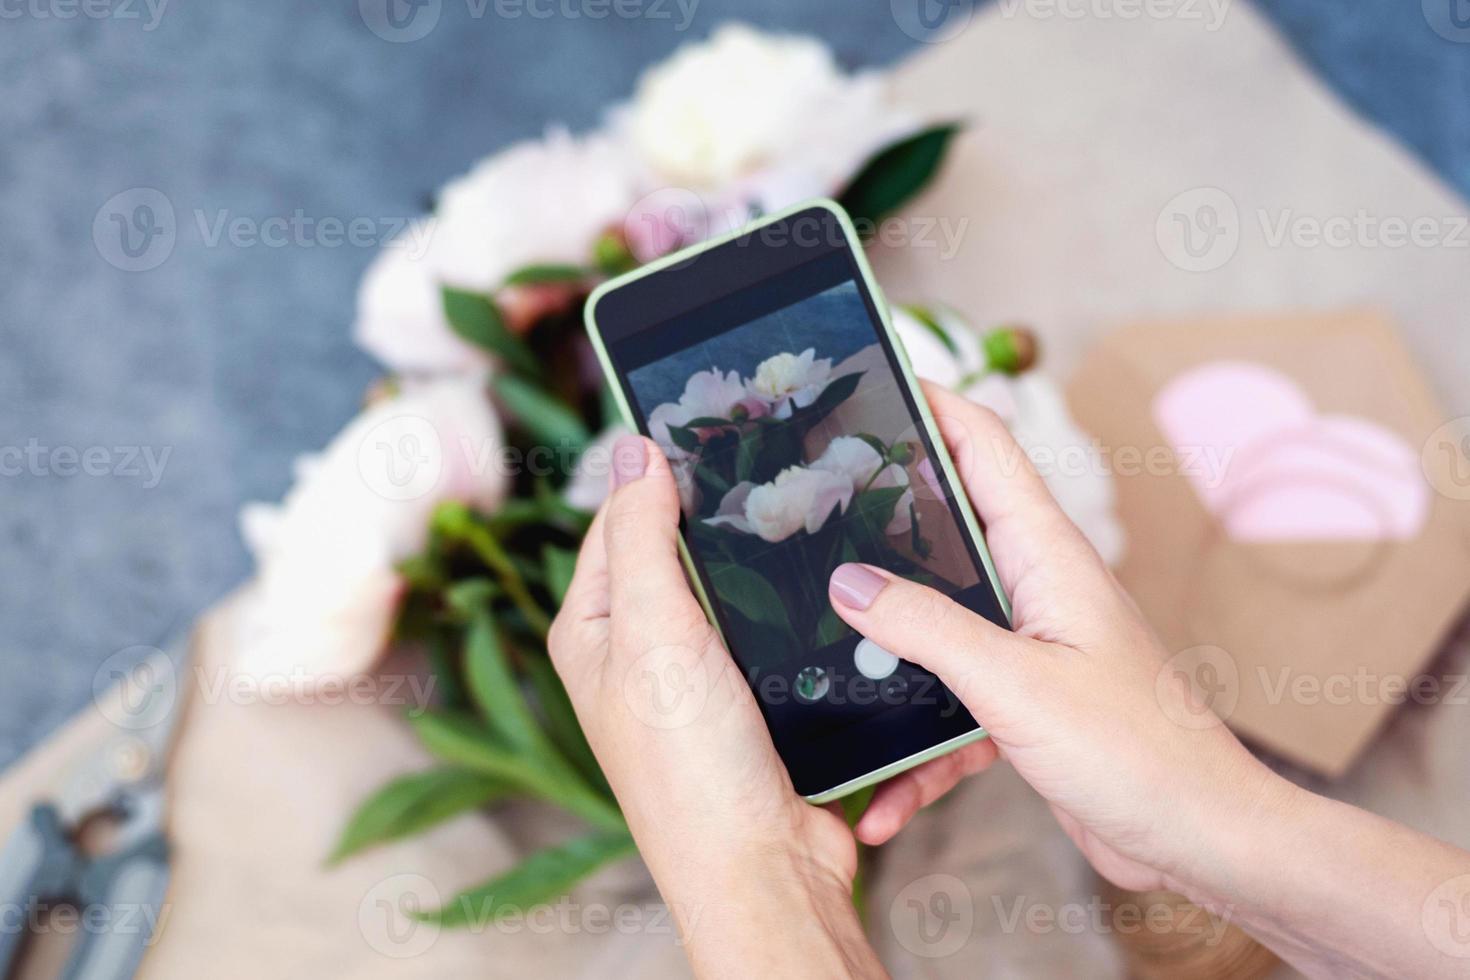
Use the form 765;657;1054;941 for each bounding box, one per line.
591;206;1009;796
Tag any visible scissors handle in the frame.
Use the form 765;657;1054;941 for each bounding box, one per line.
61;831;170;980
0;805;81;975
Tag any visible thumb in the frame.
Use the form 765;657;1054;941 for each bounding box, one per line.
827;562;1037;713
602;435;707;635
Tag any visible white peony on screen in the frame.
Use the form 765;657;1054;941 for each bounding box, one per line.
626;281;982;679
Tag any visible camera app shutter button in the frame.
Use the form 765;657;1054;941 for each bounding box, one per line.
854;638;899;680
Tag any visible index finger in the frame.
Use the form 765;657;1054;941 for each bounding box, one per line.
919;380;1110;600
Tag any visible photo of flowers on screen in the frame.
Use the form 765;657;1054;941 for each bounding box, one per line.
628;282;981;669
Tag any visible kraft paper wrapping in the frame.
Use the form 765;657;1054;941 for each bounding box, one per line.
5;2;1469;976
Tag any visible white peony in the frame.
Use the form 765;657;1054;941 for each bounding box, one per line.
353;235;492;376
647;368;754;453
626;23;916;192
236;377;508;689
891;307;1125;565
563;422;630;513
811;435;884;486
812;436;914;536
966;373;1126;567
707;465;853;543
352;128;640;376
889;306;984;390
430;127;641;292
748;349;834;420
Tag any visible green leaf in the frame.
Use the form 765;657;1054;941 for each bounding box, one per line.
493;373;591;452
735;426;764;483
329;768;508;865
665;424;701;454
838;123;962;228
683;416;733;428
901;304;959;357
852;485;909;537
854;433;888;459
417;832;638;927
445;578;497;620
694;462;731;502
425;627;468;711
815;605;851;647
484;498;547;536
396;553;446;592
441;287;538;376
909;501;933;560
707;561;795;637
409;712;622;830
541;545;578;605
593;231;637;277
464;611;541;752
502;263;588;287
524;654;606;794
795;371;864;432
534;476;595;532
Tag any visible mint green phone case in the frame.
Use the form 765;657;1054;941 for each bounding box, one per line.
583;199;1011;804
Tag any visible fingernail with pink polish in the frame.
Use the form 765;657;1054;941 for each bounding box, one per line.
829;563;887;611
612;435;646;489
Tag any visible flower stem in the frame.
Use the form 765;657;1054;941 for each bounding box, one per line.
460;521;553;639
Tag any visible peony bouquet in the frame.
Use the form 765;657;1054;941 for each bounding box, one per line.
651;348;941;663
235;24;1122;928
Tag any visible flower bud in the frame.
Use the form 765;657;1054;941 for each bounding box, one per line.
982;325;1039;375
593;229;638;277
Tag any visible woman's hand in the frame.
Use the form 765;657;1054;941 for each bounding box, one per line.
827;382;1470;979
549;435;885;978
828;382;1272;893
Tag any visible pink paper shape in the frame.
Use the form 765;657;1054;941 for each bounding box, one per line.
1151;361;1430;542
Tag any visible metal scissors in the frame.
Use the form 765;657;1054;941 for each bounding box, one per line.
0;640;189;980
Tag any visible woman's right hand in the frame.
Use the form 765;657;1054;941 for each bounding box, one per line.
828;381;1276;895
829;382;1470;979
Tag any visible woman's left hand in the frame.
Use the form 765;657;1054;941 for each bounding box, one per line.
549;435;885;978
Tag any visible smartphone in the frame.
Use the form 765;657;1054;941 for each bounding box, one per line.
584;200;1012;802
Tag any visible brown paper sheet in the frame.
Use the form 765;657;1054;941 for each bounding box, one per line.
1067;311;1470;776
6;2;1470;976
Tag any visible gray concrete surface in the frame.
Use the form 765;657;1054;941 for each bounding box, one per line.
1;0;1466;768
